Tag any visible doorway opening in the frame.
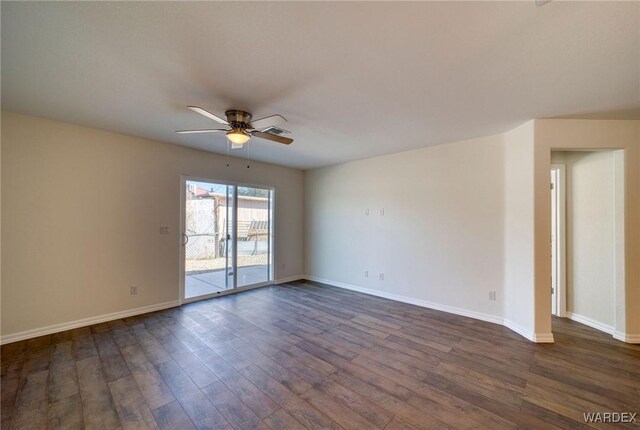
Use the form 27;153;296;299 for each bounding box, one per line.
181;178;274;302
550;150;624;338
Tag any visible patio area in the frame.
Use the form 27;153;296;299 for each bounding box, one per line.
185;264;270;298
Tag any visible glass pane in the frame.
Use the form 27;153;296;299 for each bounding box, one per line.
184;180;233;298
236;186;272;287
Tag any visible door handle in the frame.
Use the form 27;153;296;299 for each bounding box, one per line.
183;233;189;246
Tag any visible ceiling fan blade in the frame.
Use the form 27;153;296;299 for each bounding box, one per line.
176;129;228;134
187;106;229;125
252;130;293;145
250;114;286;130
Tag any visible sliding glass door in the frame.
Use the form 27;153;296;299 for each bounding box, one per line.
236;186;272;287
183;179;273;300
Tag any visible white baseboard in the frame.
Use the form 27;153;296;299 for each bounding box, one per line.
503;319;534;341
305;275;505;325
613;331;640;344
11;277;603;346
565;313;639;344
275;275;305;284
0;277;302;345
566;312;614;335
0;300;180;345
304;275;556;343
501;319;555;342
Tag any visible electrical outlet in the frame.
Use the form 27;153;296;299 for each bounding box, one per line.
365;271;369;278
379;273;384;280
489;291;496;301
130;285;138;295
159;226;169;234
281;263;286;270
365;209;369;216
380;208;385;216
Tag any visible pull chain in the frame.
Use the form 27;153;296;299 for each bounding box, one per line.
246;140;251;169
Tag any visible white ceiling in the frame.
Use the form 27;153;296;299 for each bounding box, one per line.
2;2;639;170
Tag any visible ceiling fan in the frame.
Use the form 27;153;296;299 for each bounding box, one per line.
176;106;293;148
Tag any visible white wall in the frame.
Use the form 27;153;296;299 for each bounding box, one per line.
1;111;304;339
305;119;639;343
552;151;615;329
305;133;508;323
503;122;537;339
3;113;638;344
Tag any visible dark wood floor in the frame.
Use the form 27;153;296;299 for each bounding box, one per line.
2;281;639;429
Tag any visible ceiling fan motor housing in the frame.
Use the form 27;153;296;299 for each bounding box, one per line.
225;110;252;129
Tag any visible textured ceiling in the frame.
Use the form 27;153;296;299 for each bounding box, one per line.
2;2;639;169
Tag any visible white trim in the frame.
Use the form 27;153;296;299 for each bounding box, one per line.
566;312;614;335
503;319;535;341
0;300;180;345
2;278;562;345
305;275;503;325
550;164;567;317
502;319;554;342
613;331;640;344
275;275;305;284
612;150;626;342
305;275;556;343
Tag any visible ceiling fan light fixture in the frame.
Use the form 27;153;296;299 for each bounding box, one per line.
178;106;293;145
226;129;250;145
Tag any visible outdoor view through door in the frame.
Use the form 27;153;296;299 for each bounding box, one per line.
184;180;273;299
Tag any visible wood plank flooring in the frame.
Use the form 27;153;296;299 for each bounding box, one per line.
2;281;639;429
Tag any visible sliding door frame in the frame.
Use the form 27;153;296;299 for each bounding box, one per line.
179;175;276;304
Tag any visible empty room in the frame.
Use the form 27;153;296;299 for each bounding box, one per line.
1;2;639;429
